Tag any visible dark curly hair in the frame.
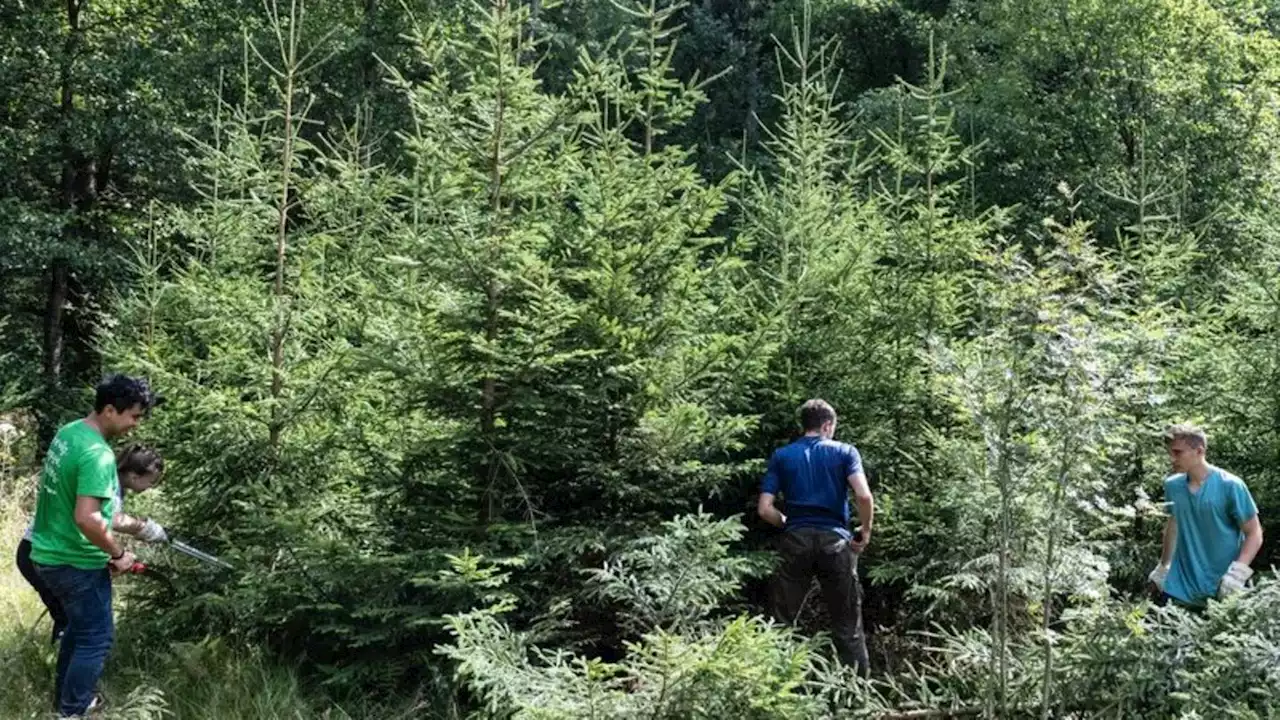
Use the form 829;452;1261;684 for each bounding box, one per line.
94;374;164;416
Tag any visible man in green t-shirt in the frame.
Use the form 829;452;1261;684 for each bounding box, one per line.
30;374;161;718
17;443;171;646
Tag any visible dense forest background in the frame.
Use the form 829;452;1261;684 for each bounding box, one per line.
2;0;1279;717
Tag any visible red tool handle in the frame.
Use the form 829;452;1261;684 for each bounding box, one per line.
126;562;148;574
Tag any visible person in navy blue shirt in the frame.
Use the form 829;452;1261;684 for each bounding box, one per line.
758;398;874;675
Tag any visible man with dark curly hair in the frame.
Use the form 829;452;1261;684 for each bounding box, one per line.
28;374;163;718
16;443;170;646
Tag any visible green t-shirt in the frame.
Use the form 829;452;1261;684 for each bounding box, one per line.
30;419;120;569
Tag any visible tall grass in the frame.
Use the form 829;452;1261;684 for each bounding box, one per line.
0;452;61;719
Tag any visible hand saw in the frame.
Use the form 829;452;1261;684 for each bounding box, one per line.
168;537;235;571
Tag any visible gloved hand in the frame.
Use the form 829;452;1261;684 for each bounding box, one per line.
1218;561;1253;598
1147;562;1170;591
137;518;168;544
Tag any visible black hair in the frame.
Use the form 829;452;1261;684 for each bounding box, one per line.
93;374;163;415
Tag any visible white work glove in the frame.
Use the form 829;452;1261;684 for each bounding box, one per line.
1147;562;1170;591
137;518;168;544
1218;561;1253;598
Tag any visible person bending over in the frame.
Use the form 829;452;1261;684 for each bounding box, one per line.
29;374;164;718
17;443;169;646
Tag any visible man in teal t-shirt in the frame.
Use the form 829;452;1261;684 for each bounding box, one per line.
1148;424;1264;608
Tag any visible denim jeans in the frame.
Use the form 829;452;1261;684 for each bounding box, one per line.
770;527;870;676
35;564;114;717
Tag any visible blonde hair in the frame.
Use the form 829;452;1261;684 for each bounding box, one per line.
1163;423;1207;450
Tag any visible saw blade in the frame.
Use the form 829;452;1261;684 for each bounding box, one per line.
170;539;235;571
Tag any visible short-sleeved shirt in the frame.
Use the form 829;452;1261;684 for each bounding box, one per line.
1163;466;1258;607
23;485;124;543
761;435;863;538
29;420;120;569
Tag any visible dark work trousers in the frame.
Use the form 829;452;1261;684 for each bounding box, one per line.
16;538;69;644
770;527;870;676
1157;591;1206;613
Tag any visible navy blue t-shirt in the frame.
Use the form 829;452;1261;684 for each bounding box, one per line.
761;435;863;537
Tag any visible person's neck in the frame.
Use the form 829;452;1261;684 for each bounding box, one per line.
1186;462;1212;486
83;412;107;438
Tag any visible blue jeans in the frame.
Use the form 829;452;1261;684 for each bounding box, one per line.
35;564;113;716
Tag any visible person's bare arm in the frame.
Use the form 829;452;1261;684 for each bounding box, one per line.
114;510;168;543
757;492;786;528
74;495;132;570
1146;516;1177;593
848;471;874;551
113;511;145;536
1159;516;1177;566
1218;514;1263;597
1236;515;1263;565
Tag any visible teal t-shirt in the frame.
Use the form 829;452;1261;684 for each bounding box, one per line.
1163;467;1257;606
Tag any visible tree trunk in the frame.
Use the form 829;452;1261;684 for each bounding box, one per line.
480;281;499;523
39;0;84;453
269;4;300;451
479;0;509;525
39;259;71;451
361;0;378;98
742;4;760;151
